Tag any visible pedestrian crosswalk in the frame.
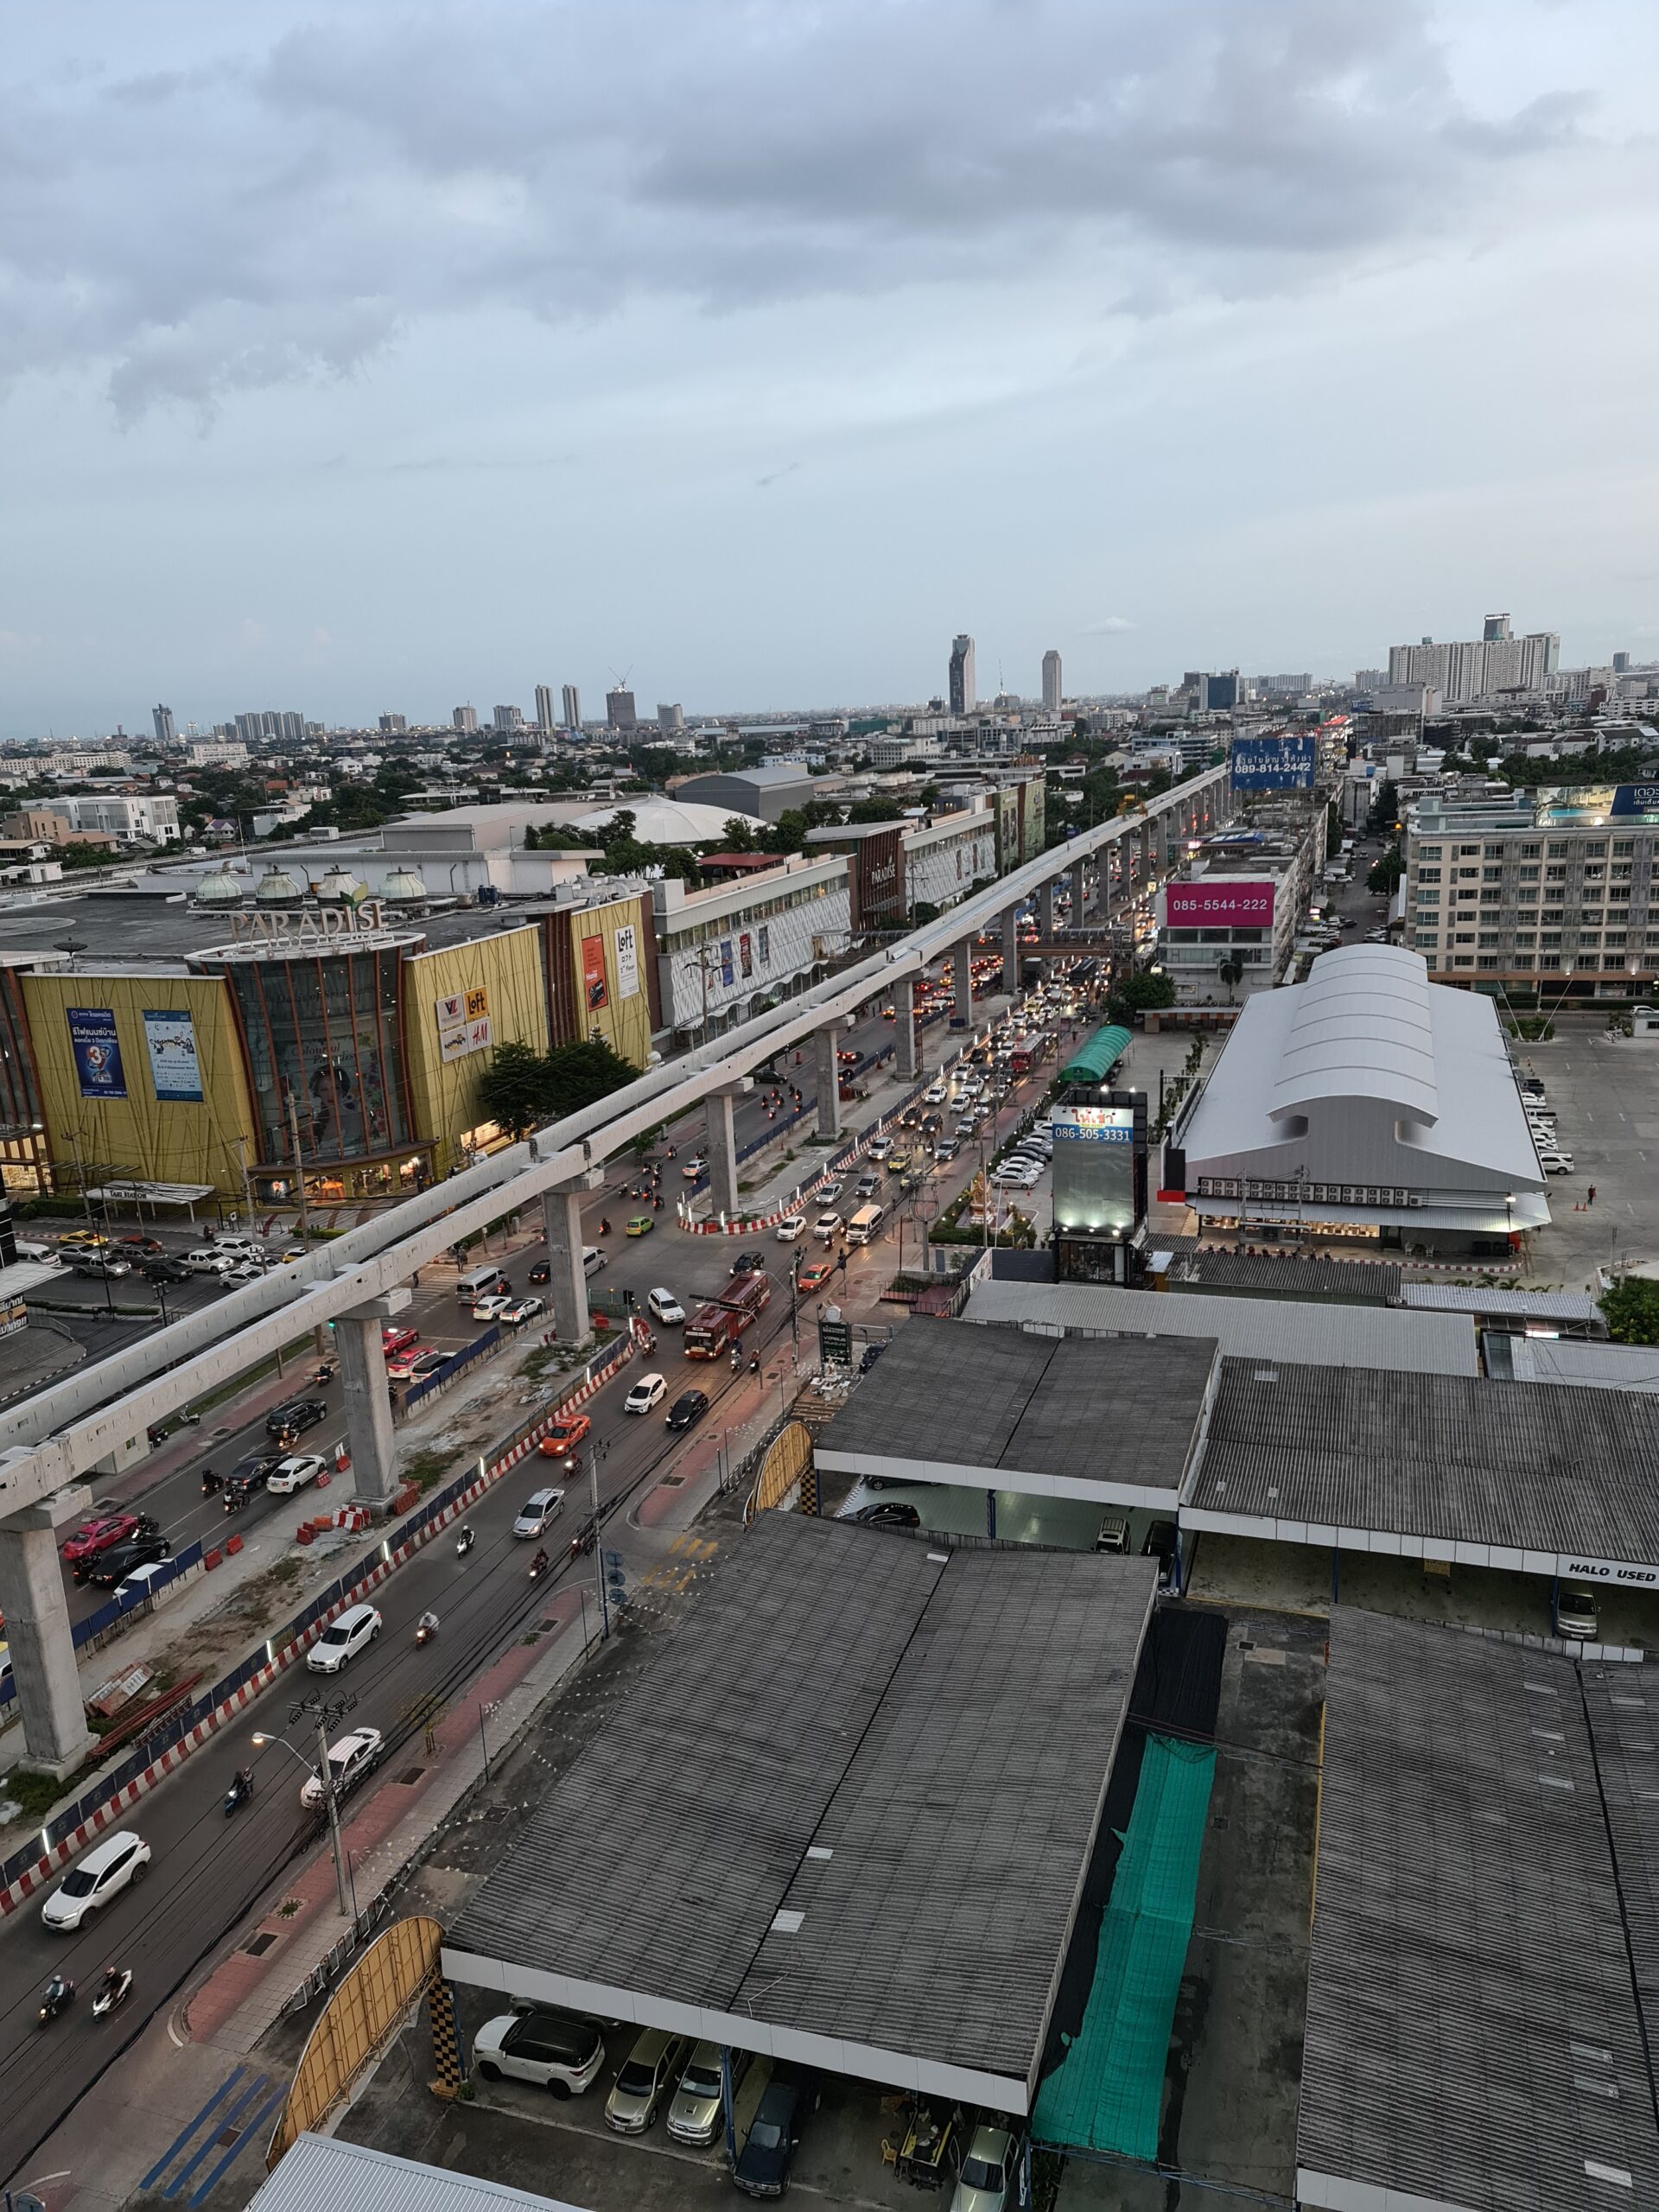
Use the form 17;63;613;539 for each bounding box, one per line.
638;1531;718;1598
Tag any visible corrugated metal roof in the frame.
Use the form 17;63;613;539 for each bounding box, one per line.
1270;947;1438;1122
1404;1285;1602;1319
248;2137;589;2212
963;1280;1478;1376
1499;1339;1659;1392
1300;1612;1659;2212
1580;1666;1659;2031
1189;1355;1659;1560
448;1513;1155;2088
1168;1250;1402;1303
816;1318;1213;1491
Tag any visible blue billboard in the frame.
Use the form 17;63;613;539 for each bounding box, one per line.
67;1007;127;1100
1230;733;1316;791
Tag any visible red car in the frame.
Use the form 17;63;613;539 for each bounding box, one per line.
61;1511;149;1567
381;1325;420;1358
538;1412;593;1464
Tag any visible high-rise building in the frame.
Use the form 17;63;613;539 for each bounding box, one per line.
234;709;305;744
1387;626;1558;702
1041;651;1062;713
534;684;555;732
378;713;407;734
1354;671;1387;692
1201;671;1240;712
657;702;685;734
607;690;638;733
493;704;525;734
152;704;175;746
562;684;582;729
1483;613;1512;643
949;634;976;716
453;706;479;734
1614;652;1632;675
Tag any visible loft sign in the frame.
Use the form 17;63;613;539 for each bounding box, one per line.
227;900;387;944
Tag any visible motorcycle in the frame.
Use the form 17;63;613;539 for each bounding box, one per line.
223;1484;248;1515
200;1469;223;1497
455;1526;475;1558
224;1768;255;1817
415;1618;437;1646
37;1975;74;2029
529;1551;550;1581
313;1361;338;1385
92;1969;133;2020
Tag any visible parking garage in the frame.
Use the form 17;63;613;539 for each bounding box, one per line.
443;1512;1158;2116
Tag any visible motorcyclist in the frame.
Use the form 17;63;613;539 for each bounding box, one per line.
455;1523;474;1554
531;1547;550;1575
598;1217;611;1236
44;1970;73;2009
748;1353;760;1375
730;1345;742;1373
234;1764;254;1796
417;1609;440;1636
98;1965;127;2004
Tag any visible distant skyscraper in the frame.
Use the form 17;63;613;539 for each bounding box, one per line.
378;713;407;734
534;683;555;732
1483;613;1512;643
562;684;582;729
152;704;175;746
234;709;304;744
1200;671;1240;711
657;702;685;734
1040;651;1062;713
493;704;525;734
1614;652;1631;675
607;690;638;733
949;634;976;715
453;705;479;733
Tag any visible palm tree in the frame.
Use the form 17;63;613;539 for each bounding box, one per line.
1217;957;1244;1004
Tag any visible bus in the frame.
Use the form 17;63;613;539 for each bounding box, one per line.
1009;1033;1052;1076
683;1270;772;1358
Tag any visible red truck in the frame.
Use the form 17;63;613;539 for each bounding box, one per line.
683;1270;772;1359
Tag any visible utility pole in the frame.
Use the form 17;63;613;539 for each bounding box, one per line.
315;1706;351;1918
588;1436;610;1639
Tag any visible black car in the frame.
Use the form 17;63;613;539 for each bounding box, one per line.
228;1449;281;1485
528;1261;551;1285
142;1258;194;1284
858;1342;887;1376
266;1397;327;1438
664;1390;709;1432
851;1500;920;1529
86;1532;171;1590
1142;1518;1179;1589
729;1250;766;1277
734;2073;817;2198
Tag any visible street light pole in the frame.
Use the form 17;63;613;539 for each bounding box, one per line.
255;1696;353;1919
588;1436;610;1639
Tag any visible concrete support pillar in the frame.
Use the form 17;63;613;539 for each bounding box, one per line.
814;1025;843;1140
338;1312;399;1510
541;1170;603;1344
1069;861;1087;924
0;1489;94;1773
893;976;921;1084
705;1085;742;1219
1036;879;1055;937
953;939;974;1025
1001;907;1021;998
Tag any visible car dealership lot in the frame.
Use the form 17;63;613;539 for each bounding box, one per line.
1515;1026;1659;1285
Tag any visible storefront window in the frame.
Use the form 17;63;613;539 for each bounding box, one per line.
213;948;414;1172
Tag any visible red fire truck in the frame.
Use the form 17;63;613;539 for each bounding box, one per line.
683;1270;772;1358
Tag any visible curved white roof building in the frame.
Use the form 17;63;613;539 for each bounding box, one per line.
1173;945;1549;1258
574;799;766;845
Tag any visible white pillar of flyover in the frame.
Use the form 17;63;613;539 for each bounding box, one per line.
952;938;974;1027
813;1025;843;1140
0;1483;94;1774
705;1078;752;1219
542;1169;605;1344
893;976;920;1083
1069;859;1087;923
336;1287;410;1510
1001;906;1022;997
1035;879;1055;937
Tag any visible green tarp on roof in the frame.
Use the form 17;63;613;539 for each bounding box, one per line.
1058;1024;1134;1087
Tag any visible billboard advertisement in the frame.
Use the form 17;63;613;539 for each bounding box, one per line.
613;923;639;999
581;934;609;1011
851;829;906;930
142;1008;203;1102
1052;1104;1138;1238
435;988;493;1063
1164;880;1275;929
1230;734;1315;790
67;1007;126;1100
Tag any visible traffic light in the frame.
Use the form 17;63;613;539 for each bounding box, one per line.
603;1549;629;1612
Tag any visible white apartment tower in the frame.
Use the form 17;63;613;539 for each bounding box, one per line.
534;683;555;732
152;704;175;746
1041;650;1062;713
453;706;479;733
561;684;582;730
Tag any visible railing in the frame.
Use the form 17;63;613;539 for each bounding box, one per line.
401;1325;503;1413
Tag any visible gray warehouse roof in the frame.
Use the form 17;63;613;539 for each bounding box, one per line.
1489;1338;1659;1392
1185;1357;1659;1573
248;2138;588;2212
813;1319;1216;1503
962;1279;1478;1376
446;1512;1154;2108
1299;1611;1659;2212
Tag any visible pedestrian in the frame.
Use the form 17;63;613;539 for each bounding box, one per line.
1588;1185;1598;1206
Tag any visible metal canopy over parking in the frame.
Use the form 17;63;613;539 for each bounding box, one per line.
444;1514;1157;2113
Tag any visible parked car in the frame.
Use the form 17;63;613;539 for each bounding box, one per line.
85;1532;172;1589
1142;1518;1179;1589
299;1726;383;1810
1556;1584;1600;1642
266;1396;327;1438
266;1452;327;1495
850;1500;920;1529
41;1829;150;1931
774;1214;807;1243
625;1373;667;1415
474;2006;606;2097
539;1413;593;1465
605;2028;691;2133
307;1601;382;1672
668;2041;752;2145
1538;1152;1575;1175
647;1287;685;1325
665;1390;709;1432
733;2072;817;2197
951;2124;1022;2212
512;1486;566;1538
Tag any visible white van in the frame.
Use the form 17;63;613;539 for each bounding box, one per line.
456;1262;507;1303
846;1204;885;1246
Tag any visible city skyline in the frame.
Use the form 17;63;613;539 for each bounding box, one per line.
3;2;1657;738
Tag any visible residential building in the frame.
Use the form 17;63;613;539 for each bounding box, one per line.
53;793;180;844
606;689;637;733
561;684;581;729
378;713;407;734
949;633;976;716
1201;671;1241;711
1354;670;1387;691
1387;626;1560;701
0;810;113;851
492;704;525;734
535;684;555;733
1403;784;1659;1001
1041;649;1062;713
452;706;479;734
183;741;249;767
657;702;684;735
234;709;306;743
1157;812;1325;1001
152;704;175;746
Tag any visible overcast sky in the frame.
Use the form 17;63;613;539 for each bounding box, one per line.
4;0;1656;737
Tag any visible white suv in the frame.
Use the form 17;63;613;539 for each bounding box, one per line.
307;1601;382;1672
41;1829;151;1930
474;2007;607;2096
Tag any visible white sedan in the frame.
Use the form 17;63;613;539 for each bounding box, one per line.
266;1453;327;1493
774;1214;807;1243
500;1297;544;1326
473;1294;516;1321
300;1726;384;1811
625;1372;667;1414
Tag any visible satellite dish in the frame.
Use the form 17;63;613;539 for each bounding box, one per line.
15;2190;47;2212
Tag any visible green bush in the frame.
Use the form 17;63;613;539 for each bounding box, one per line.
1600;1277;1659;1346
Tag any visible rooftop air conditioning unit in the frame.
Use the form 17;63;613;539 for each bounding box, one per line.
1406;1195;1423;1207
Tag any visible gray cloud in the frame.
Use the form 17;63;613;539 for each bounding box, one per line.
1;1;1592;418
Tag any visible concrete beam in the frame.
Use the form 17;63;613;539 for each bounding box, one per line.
1001;907;1021;995
813;1025;844;1141
0;1484;94;1774
952;940;973;1024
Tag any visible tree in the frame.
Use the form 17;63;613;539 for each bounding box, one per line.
1217;957;1244;1004
543;1039;637;1116
1109;969;1177;1020
1365;779;1398;836
474;1040;550;1141
1599;1277;1659;1346
720;816;757;852
1368;843;1404;894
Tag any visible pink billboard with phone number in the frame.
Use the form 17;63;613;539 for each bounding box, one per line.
1166;880;1275;927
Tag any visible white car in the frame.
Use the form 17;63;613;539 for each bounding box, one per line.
473;1294;515;1321
813;1212;842;1244
211;1236;266;1258
647;1287;685;1325
307;1601;382;1672
500;1297;543;1326
300;1726;383;1810
817;1178;844;1203
1539;1152;1575;1175
266;1452;327;1494
774;1213;807;1243
924;1084;947;1105
866;1136;893;1160
513;1486;566;1538
181;1249;238;1275
226;1259;272;1285
113;1560;174;1606
41;1829;150;1930
625;1372;667;1414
